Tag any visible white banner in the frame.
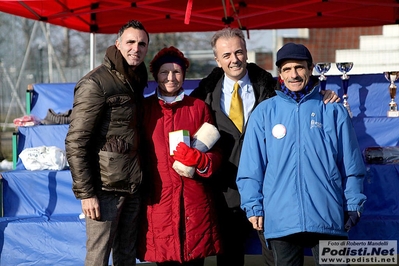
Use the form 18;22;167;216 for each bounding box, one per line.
319;240;397;264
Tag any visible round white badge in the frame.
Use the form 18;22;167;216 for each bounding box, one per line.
272;124;286;139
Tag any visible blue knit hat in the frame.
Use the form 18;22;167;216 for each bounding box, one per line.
276;43;313;67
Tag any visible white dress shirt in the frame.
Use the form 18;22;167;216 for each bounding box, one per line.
221;72;255;126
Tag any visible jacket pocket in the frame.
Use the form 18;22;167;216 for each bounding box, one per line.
326;171;344;208
107;94;131;106
99;150;139;192
107;94;135;121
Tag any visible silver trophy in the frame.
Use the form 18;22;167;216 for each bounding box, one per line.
384;71;399;117
315;63;331;91
336;62;354;117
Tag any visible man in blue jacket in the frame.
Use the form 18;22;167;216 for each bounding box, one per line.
191;29;341;266
236;42;366;266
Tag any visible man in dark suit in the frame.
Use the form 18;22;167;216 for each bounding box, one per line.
190;27;338;266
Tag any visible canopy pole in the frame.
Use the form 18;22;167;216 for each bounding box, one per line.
221;0;227;20
46;23;53;82
229;0;242;29
90;33;96;70
184;0;193;24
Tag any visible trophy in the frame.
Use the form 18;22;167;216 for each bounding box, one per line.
384;71;399;117
315;62;331;91
336;62;354;117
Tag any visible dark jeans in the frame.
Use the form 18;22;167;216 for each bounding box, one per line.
156;258;205;266
85;191;140;266
270;233;348;266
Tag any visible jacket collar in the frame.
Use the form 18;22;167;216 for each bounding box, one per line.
157;87;185;104
103;45;148;93
198;63;270;93
276;76;321;103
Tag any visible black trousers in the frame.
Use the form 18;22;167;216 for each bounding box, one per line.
216;206;274;266
258;230;275;266
270;233;348;266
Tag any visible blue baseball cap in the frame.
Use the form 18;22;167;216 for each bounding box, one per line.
276;43;313;67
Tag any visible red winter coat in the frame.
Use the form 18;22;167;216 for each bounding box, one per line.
138;91;221;263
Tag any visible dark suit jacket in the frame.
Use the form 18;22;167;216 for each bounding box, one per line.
190;63;277;208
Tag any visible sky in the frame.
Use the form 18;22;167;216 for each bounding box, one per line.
244;29;299;52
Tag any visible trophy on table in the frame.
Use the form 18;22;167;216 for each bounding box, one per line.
336;62;354;117
315;63;331;91
384;71;399;117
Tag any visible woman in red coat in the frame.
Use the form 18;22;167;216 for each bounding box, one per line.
138;46;222;266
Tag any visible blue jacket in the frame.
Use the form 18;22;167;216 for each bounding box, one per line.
236;84;366;239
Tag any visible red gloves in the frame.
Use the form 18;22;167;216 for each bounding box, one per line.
173;142;209;171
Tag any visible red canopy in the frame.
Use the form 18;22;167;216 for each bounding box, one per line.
0;0;398;34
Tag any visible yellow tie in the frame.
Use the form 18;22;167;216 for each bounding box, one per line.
229;82;244;132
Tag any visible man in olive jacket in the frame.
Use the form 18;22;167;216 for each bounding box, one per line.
65;20;149;266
